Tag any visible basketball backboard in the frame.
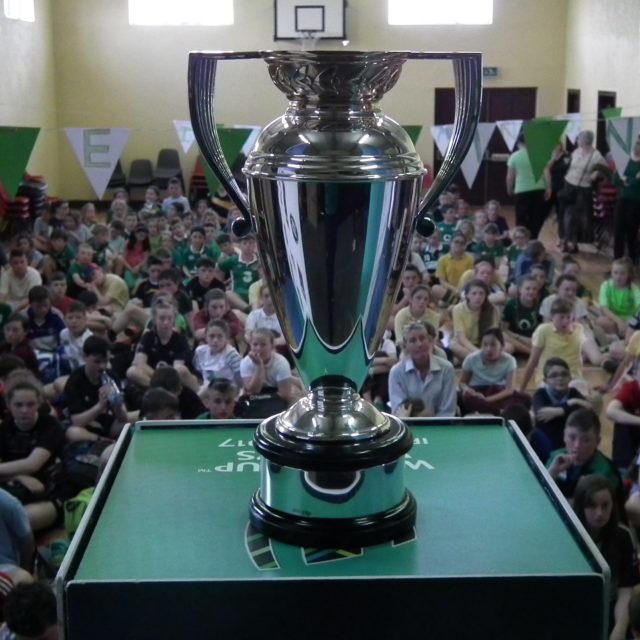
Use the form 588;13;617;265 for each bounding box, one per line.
274;0;346;40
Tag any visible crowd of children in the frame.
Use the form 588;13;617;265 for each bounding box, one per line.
1;172;640;634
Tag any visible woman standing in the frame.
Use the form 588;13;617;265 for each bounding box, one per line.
612;136;640;263
561;130;609;253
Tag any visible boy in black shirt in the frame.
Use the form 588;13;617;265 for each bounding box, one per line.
185;257;225;310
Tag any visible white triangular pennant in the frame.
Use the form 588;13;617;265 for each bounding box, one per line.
459;123;495;188
65;128;131;199
430;124;454;157
495;120;523;151
607;117;640;179
556;113;581;144
173;120;196;154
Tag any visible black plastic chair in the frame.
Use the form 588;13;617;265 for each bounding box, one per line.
127;159;154;188
153;148;183;189
108;160;126;189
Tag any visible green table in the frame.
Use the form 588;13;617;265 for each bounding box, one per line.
58;418;609;639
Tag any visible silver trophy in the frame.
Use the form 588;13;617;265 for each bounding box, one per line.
189;51;481;547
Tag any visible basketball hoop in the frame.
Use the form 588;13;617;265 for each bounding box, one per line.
298;29;321;51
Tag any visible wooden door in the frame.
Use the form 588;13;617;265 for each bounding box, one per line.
434;87;537;205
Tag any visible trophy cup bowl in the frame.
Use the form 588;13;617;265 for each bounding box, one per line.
189;50;481;547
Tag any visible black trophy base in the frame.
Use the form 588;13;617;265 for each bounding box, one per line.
249;489;417;549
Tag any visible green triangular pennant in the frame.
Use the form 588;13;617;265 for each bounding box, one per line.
523;119;568;181
202;127;253;196
0;127;40;197
402;125;422;144
602;107;622;120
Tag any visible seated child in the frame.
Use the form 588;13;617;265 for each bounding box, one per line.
392;264;422;316
193;289;244;349
473;223;506;267
435;204;457;248
217;232;260;312
25;286;65;354
174;226;221;279
89;224;115;272
505;226;530;285
432;233;474;305
457;255;506;306
148;366;205;420
0;315;38;377
48;272;75;316
393;285;440;348
0;377;74;531
240;328;296;406
198;379;239;420
130;255;162;309
546;408;621;501
485;199;510;243
41;229;74;283
459;328;530;415
471;209;488;245
532;357;593;450
606;357;640;470
540;275;602;366
449;279;501;362
193;320;243;388
419;227;446;286
512;240;555;289
502;275;541;355
573;475;638;640
596;257;640;339
59;301;93;371
66;243;96;299
519;299;587;393
127;296;195;391
185;257;225;311
140;387;180;421
64;335;129;442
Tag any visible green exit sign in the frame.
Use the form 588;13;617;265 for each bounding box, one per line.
483;66;499;78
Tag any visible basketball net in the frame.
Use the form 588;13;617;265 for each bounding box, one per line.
298;30;320;51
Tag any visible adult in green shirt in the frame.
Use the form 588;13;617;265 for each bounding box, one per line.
506;133;550;239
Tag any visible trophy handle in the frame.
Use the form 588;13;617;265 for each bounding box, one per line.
188;51;262;234
407;52;483;217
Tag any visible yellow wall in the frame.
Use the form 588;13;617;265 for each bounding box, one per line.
7;0;638;201
565;0;640;129
48;0;570;199
0;0;59;193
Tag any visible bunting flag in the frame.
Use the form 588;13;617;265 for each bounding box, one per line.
459;123;496;188
430;124;454;157
602;107;623;121
237;125;261;157
556;113;581;144
496;120;523;151
64;128;131;199
173;120;196;154
0;127;41;197
201;127;255;196
607;117;640;178
402;125;423;145
523;119;568;181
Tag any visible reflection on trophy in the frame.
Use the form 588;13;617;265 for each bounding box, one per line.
189;51;481;547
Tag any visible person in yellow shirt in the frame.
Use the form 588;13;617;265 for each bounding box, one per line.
519;298;586;392
394;285;440;347
449;279;501;362
432;233;474;305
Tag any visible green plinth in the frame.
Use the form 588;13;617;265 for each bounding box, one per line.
58;418;609;640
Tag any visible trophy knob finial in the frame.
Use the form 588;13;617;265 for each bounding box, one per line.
231;217;253;238
415;213;436;239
